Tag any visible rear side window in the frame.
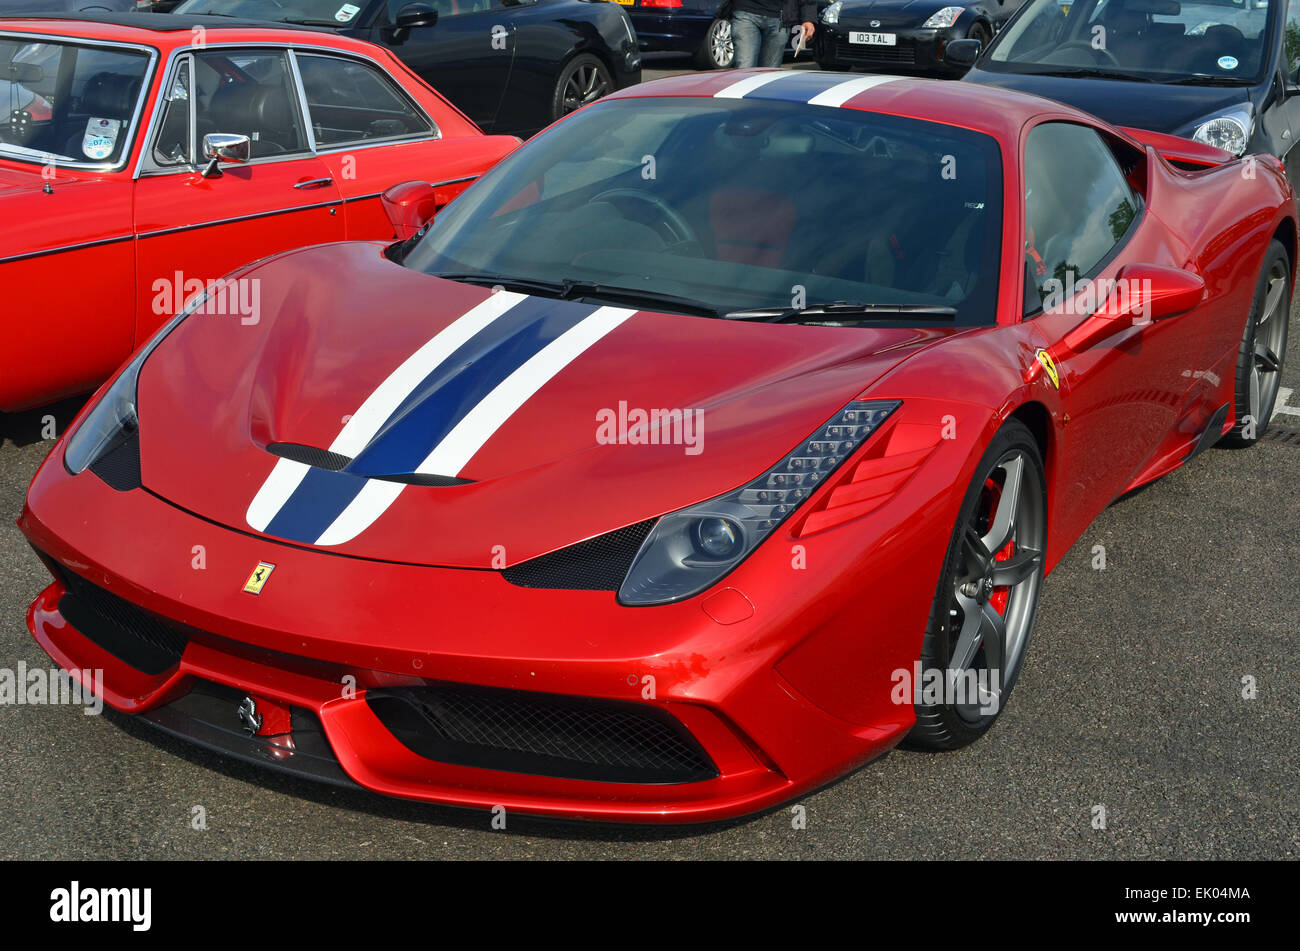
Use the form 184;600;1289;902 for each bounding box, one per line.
1023;122;1140;314
295;53;434;148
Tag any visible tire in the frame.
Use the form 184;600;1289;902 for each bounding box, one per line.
967;20;991;49
904;419;1047;750
695;18;734;69
551;54;613;122
1221;239;1291;447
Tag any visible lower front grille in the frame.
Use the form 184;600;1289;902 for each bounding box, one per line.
367;684;718;785
55;568;189;675
833;37;917;65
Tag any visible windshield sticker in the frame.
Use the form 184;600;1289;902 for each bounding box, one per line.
1218;55;1239;70
82;117;121;161
336;3;361;21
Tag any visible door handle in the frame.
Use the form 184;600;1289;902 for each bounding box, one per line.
293;177;334;190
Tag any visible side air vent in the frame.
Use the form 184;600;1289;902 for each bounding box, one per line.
501;519;657;591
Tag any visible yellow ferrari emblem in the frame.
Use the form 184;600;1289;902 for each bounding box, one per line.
1035;349;1060;390
243;562;275;595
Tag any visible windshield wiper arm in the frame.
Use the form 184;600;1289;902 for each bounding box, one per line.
1160;74;1252;86
433;272;721;317
724;302;958;323
1025;67;1153;82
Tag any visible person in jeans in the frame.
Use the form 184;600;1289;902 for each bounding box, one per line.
730;0;816;69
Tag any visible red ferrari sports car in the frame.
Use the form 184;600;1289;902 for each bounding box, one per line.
19;70;1295;822
0;12;518;412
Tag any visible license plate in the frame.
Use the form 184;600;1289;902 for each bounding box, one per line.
611;0;635;5
849;32;897;46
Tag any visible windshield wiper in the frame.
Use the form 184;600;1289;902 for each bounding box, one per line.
1160;74;1253;86
433;272;722;317
281;18;344;26
1022;67;1154;82
724;302;958;323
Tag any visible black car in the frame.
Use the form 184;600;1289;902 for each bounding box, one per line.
814;0;1026;74
625;0;734;69
173;0;642;136
960;0;1300;186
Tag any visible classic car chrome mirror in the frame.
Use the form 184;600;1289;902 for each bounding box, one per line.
201;133;251;179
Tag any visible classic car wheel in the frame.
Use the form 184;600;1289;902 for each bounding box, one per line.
552;54;613;120
695;18;735;69
906;419;1046;750
1223;240;1291;446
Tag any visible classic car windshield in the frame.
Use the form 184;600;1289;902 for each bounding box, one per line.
0;36;151;167
986;0;1277;84
404;97;1005;325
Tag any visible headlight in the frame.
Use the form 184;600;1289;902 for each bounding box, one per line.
1192;115;1248;156
618;400;899;606
821;1;842;24
923;6;965;28
63;290;208;475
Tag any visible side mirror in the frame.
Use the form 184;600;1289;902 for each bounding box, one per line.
201;132;250;179
382;180;440;241
943;38;982;69
395;3;439;27
1060;263;1205;353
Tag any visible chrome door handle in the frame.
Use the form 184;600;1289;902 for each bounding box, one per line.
294;177;334;190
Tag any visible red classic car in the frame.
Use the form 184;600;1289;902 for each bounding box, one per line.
0;13;518;412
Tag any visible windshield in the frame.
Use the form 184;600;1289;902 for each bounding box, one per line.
403;98;1004;326
986;0;1277;84
0;37;151;167
174;0;369;25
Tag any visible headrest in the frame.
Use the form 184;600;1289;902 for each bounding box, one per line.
81;72;141;120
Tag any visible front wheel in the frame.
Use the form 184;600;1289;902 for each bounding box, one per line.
695;18;734;69
905;419;1047;750
551;54;613;121
1222;239;1291;446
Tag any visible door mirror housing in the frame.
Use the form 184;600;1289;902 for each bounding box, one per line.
1059;263;1205;353
395;3;439;28
382;180;440;241
201;133;250;178
943;38;982;69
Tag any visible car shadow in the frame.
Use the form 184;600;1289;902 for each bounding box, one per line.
0;396;87;450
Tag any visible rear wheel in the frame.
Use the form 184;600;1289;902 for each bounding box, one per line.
1222;239;1291;446
551;54;612;121
905;419;1047;750
695;18;734;69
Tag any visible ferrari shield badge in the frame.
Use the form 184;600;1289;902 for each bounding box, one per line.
1034;349;1060;390
243;562;275;595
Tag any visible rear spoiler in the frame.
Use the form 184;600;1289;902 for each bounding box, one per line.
1118;126;1235;169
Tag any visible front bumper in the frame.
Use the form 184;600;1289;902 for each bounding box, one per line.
815;23;967;75
20;428;955;822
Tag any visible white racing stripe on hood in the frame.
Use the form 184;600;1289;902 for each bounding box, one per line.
713;71;796;99
245;290;526;533
312;305;637;547
807;74;901;108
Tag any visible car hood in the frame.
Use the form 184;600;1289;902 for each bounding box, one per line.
964;68;1249;135
135;242;953;568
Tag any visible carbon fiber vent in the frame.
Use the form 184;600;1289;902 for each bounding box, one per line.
501;519;656;591
267;442;351;471
367;684;717;784
89;431;142;491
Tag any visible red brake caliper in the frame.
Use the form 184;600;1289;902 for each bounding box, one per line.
983;478;1014;615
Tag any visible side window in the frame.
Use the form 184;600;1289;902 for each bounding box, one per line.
1023;122;1139;314
192;50;307;159
152;57;191;167
295;53;434;147
1287;0;1300;78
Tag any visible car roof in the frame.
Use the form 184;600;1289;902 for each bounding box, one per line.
606;71;1105;145
0;12;354;50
